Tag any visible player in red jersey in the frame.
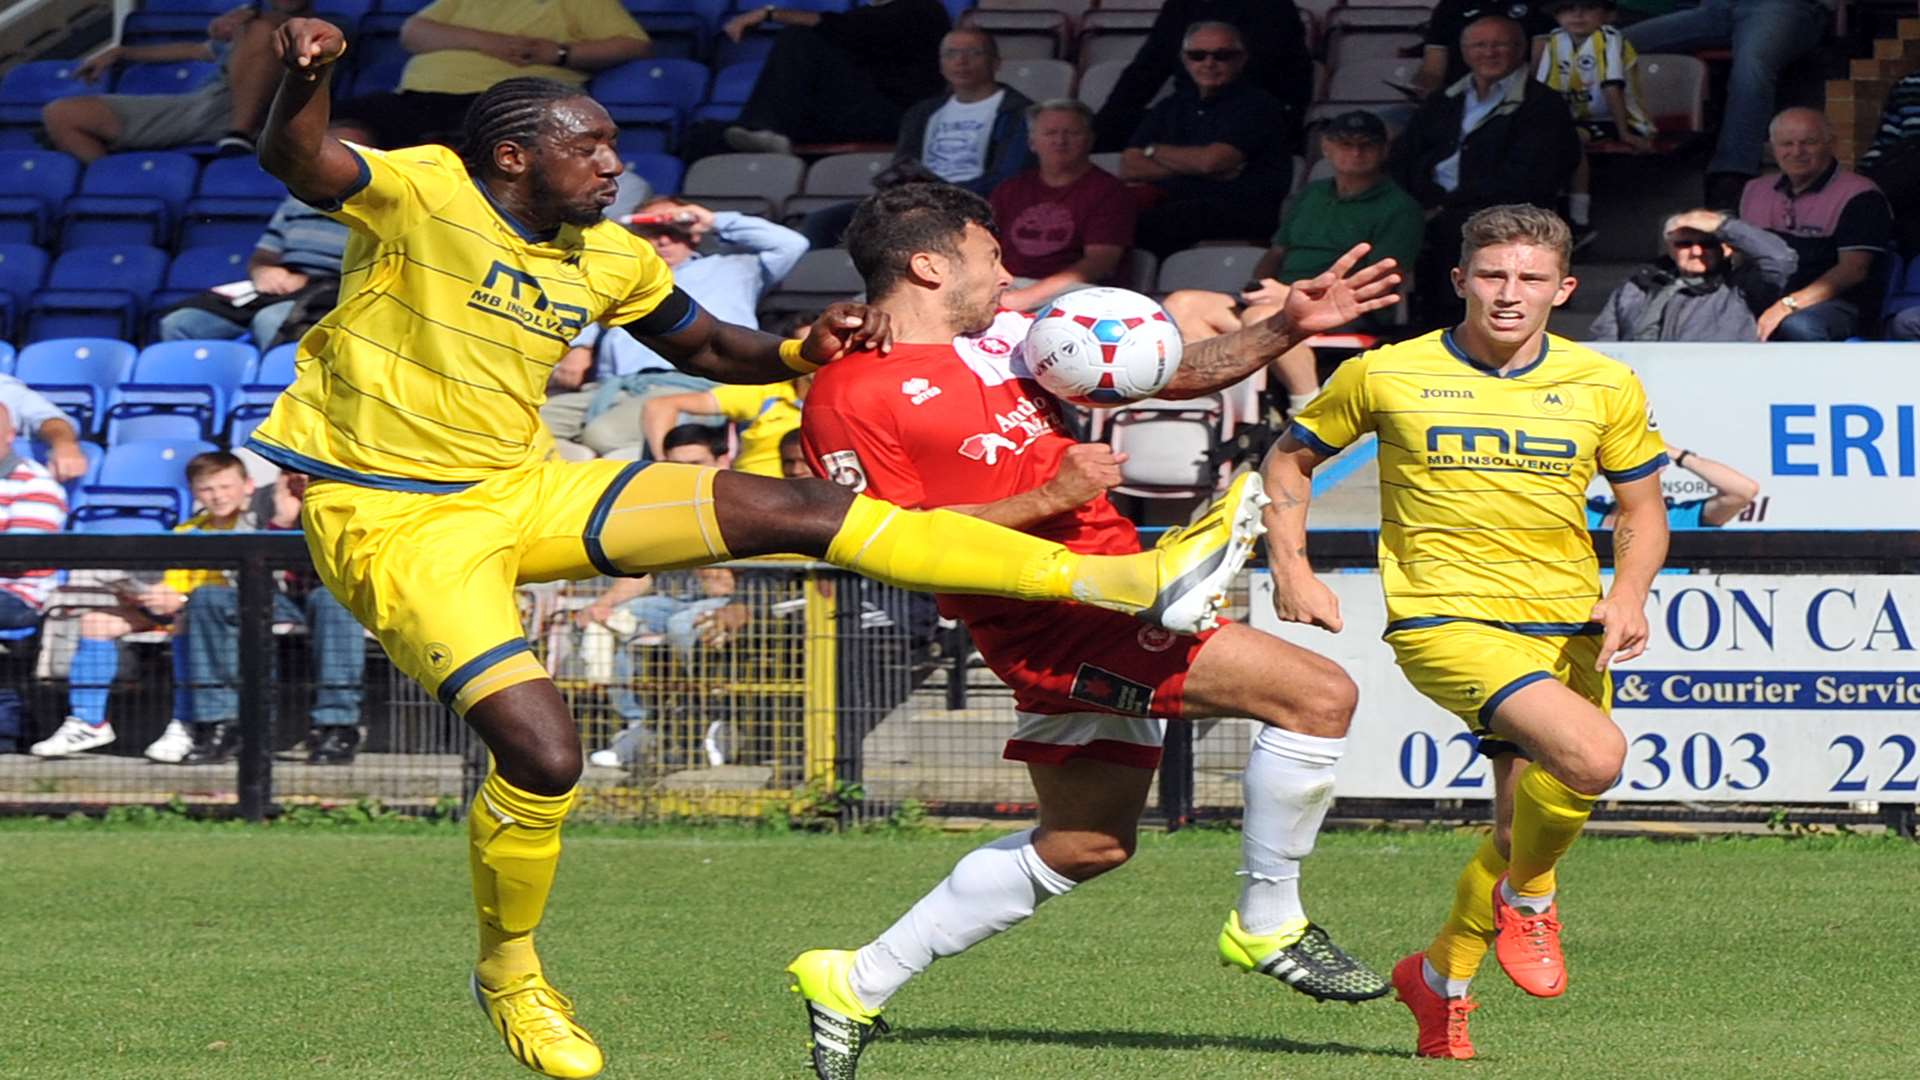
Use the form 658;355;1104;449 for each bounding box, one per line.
786;182;1403;1080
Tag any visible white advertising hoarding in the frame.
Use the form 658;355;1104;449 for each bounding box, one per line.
1250;571;1920;803
1584;343;1920;529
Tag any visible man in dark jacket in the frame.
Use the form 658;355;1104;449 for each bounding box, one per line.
1391;15;1581;322
1091;0;1312;152
1590;209;1798;340
724;0;950;152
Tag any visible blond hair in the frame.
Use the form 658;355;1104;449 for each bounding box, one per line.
1458;204;1572;271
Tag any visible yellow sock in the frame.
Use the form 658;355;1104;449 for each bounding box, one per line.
824;494;1156;611
1508;763;1596;899
469;771;577;988
1426;836;1508;983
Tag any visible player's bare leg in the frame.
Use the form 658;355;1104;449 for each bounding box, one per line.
1180;625;1388;1000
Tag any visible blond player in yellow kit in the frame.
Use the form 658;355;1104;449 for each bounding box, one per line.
253;19;1271;1079
1261;206;1671;1060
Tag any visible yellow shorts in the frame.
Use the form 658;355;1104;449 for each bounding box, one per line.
1385;621;1610;743
299;459;728;714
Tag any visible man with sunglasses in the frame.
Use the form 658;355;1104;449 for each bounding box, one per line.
1120;21;1292;256
1590;208;1798;340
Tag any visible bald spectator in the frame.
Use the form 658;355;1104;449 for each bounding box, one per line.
1740;108;1893;342
991;100;1135;313
1390;14;1580;322
1589;209;1797;340
1120;21;1293;256
332;0;652;149
42;0;312;161
1091;0;1313;153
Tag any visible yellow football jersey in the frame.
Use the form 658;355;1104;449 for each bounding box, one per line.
1292;329;1667;634
710;379;802;478
249;143;678;489
398;0;649;95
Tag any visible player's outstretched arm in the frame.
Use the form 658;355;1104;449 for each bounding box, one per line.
1591;473;1669;670
257;18;361;206
1260;432;1343;631
1159;243;1400;401
638;301;892;384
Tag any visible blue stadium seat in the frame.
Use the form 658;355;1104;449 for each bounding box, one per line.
0;341;12;375
150;242;253;314
228;341;297;445
26;244;168;344
120;12;224;47
591;59;709;140
710;34;776;71
14;337;137;434
61;152;200;248
180;158;284;248
312;0;375;27
373;0;434;11
0;150;82;245
1882;253;1919;322
0;61;92;130
107;339;257;442
112;61;221;96
692;59;762;122
0;243;49;341
637;13;710;59
139;0;227;11
74;513;171;534
77;437;217;529
615;127;672;158
623;151;684;197
349;45;411;98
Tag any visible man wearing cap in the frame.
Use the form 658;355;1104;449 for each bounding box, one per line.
1164;109;1422;418
1590;208;1797;340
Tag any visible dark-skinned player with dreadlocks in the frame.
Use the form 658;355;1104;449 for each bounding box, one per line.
251;19;1271;1078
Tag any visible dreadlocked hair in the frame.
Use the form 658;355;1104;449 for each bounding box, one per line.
459;77;585;173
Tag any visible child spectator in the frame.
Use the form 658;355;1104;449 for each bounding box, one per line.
1536;0;1655;247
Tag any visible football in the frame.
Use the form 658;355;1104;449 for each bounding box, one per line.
1021;287;1184;406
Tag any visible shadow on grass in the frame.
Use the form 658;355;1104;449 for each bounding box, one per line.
888;1025;1403;1058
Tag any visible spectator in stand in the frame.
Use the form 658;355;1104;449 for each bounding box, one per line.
990;99;1135;313
0;404;66;757
1625;0;1830;209
721;0;951;154
1391;15;1581;323
1164;109;1421;418
157;192;348;347
1740;107;1893;342
1120;22;1293;257
798;27;1034;249
1091;0;1312;154
0;376;89;483
542;198;809;460
1858;69;1920;257
178;468;367;765
640;375;809;478
42;0;312;162
1589;208;1797;340
1587;444;1761;528
1412;0;1556;97
332;0;651;149
1536;0;1656;248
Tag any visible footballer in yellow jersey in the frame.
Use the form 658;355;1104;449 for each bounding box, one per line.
254;19;1270;1078
1262;206;1670;1061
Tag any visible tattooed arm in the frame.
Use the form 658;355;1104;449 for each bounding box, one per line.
1259;430;1344;631
1590;473;1669;670
1159;243;1402;401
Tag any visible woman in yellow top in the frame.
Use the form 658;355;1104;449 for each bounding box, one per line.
638;374;809;477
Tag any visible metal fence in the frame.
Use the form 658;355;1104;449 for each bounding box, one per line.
0;531;1915;832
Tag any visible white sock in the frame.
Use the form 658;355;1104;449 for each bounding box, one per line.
1569;193;1592;226
1286;391;1318;418
1499;878;1555;914
848;828;1075;1009
1237;726;1344;935
1423;956;1472;999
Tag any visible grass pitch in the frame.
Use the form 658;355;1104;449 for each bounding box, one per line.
8;821;1916;1080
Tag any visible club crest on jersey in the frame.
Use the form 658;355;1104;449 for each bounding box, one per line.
900;377;942;405
973;335;1014;356
469;262;589;343
1136;626;1178;653
820;450;867;492
1532;388;1574;415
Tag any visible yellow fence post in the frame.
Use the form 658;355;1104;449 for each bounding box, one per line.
802;569;838;790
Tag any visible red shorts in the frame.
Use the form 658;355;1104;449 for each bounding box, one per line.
968;603;1216;770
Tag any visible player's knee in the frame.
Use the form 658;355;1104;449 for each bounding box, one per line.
506;740;583;795
1562;726;1627;796
1263;657;1356;738
41;97;79;134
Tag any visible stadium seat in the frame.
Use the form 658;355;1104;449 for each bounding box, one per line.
25;245;168;344
1590;54;1709;154
590;59;710;143
1076;31;1147;69
180;157;284;249
0;341;12;375
373;0;434;11
615;126;673;161
0;243;49;341
635;13;710;60
781;151;888;220
312;0;375;26
1156;246;1267;296
759;247;863;317
0;61;92;132
109;341;258;442
1000;59;1073;104
14;337;137;435
1118;248;1158;294
1319;56;1425;105
681;152;804;218
691;60;763;123
112;61;221;96
73;513;171;534
1881;253;1920;320
0;150;81;245
77;437;217;529
121;11;227;47
61;152;200;248
1322;28;1422;69
1076;61;1167;113
710;34;776;72
148;242;253;319
1106;395;1229;500
1323;3;1431;34
965;1;1084;61
622;151;685;198
228;341;297;446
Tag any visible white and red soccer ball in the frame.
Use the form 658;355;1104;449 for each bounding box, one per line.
1021;287;1184;406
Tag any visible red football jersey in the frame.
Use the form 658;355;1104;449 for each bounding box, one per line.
802;310;1140;628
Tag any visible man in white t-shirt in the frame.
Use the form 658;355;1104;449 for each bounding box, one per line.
799;27;1034;247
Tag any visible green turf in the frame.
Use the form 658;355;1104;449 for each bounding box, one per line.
9;823;1917;1080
